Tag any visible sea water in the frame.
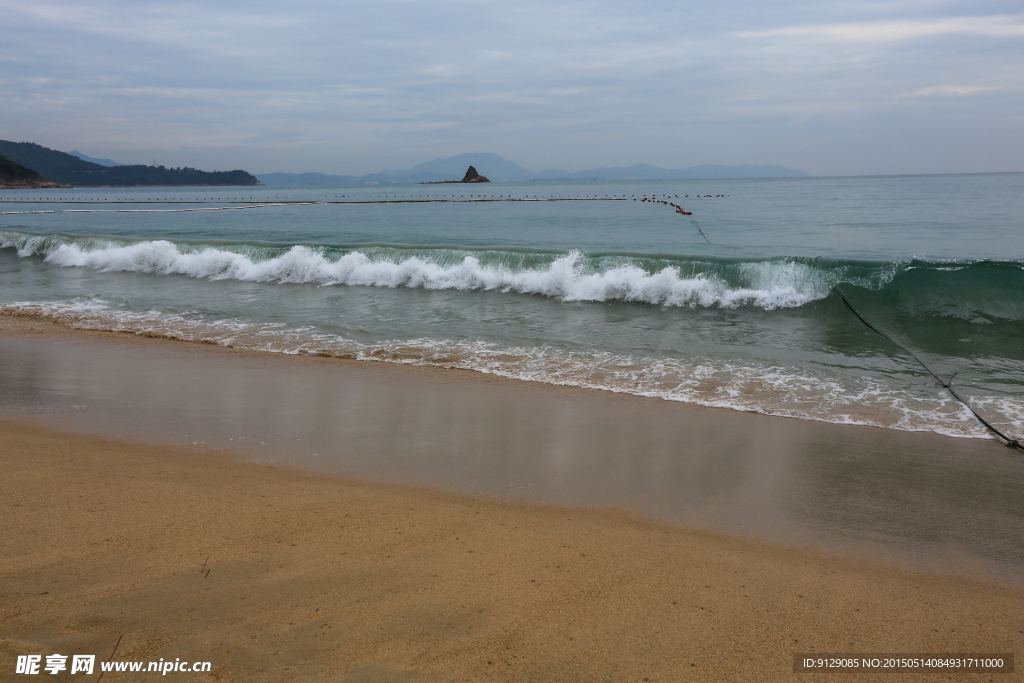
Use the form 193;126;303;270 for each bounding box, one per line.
2;173;1023;442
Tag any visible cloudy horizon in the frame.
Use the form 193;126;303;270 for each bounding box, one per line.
2;1;1022;177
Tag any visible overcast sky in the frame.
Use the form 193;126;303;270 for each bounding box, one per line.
2;0;1022;176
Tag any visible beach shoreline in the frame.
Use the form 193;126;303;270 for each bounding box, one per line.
2;316;1023;680
2;312;1023;585
2;317;1024;679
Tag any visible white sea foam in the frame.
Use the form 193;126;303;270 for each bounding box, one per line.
5;299;1021;442
16;237;836;309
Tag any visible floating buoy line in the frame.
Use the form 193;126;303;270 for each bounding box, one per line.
0;195;631;214
1;192;726;243
1;202;318;215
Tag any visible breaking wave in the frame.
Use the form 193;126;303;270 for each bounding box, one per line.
1;230;882;310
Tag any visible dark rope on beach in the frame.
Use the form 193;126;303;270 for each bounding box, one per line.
835;287;1023;453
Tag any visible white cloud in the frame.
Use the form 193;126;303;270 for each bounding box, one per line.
1;1;1022;175
737;16;1024;42
908;85;1001;97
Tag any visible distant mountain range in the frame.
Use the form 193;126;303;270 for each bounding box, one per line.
69;150;123;167
0;141;261;187
257;152;809;186
1;144;808;188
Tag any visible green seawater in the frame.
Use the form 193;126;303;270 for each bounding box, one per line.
2;173;1022;439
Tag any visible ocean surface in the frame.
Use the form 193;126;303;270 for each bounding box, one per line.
2;173;1023;443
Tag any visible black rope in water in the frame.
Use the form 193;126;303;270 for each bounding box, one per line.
835;287;1023;453
691;219;710;244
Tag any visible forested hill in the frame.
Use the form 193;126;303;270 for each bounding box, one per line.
0;141;261;187
0;153;62;188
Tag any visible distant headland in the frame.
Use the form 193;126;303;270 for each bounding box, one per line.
0;153;64;189
257;152;809;186
0;141;262;188
420;165;490;184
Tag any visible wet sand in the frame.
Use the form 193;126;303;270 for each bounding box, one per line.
1;316;1023;680
2;315;1022;585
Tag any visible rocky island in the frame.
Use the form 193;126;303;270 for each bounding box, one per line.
421;165;490;184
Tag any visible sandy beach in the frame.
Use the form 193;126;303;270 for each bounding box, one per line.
2;317;1022;681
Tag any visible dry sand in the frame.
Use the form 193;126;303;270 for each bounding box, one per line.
1;420;1022;682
